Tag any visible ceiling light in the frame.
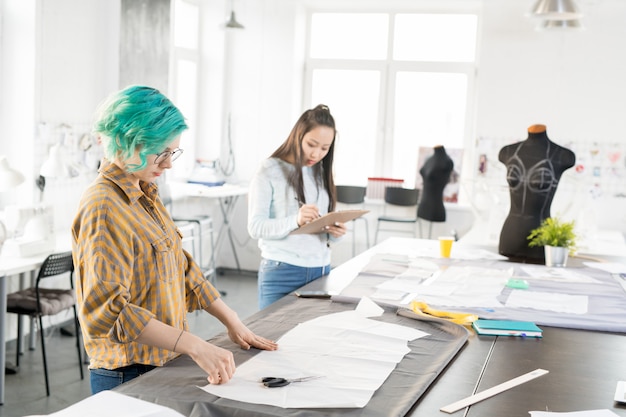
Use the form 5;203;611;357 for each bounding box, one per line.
529;0;582;20
225;0;244;29
536;19;584;30
226;11;244;29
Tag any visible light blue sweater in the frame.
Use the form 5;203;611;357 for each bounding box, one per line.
247;157;337;267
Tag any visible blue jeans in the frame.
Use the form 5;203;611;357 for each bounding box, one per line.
90;364;157;394
258;259;330;309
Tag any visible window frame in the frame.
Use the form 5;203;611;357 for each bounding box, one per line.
302;5;480;187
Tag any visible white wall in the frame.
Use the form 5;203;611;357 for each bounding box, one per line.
477;0;626;141
0;0;37;206
38;0;120;124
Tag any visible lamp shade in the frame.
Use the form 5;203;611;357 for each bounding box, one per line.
537;19;584;30
225;10;244;29
225;0;244;29
0;155;25;191
529;0;582;20
39;144;67;178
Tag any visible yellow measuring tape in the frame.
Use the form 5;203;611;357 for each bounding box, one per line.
409;301;478;326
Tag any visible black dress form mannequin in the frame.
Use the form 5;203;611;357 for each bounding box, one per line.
498;124;575;262
418;145;454;229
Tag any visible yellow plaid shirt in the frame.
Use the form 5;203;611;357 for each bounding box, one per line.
71;162;220;370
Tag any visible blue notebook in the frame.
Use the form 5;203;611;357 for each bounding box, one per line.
472;319;543;338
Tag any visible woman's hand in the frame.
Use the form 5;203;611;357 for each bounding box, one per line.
227;320;279;352
137;320;239;385
186;336;237;385
326;221;346;238
297;204;321;226
205;298;278;361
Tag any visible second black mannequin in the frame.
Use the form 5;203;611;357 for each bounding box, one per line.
418;145;454;222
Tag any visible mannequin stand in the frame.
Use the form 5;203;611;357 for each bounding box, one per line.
419;219;434;239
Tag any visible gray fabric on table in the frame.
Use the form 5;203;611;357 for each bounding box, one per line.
113;298;468;417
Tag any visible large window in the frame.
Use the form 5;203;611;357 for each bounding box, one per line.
304;10;478;188
170;0;200;179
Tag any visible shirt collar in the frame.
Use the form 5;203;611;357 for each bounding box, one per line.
100;160;159;204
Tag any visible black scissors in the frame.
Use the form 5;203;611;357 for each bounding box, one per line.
261;376;323;388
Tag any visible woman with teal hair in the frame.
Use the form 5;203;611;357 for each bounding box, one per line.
72;85;277;394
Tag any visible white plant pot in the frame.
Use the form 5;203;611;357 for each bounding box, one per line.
544;245;569;267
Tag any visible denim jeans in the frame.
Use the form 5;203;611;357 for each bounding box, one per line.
258;259;330;309
90;364;157;394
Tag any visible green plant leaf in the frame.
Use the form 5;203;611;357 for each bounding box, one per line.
527;216;577;250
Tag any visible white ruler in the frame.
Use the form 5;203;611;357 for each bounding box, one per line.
440;368;549;414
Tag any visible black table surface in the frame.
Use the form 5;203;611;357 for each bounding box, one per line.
257;275;626;416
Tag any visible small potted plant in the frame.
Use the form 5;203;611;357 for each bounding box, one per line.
527;216;577;267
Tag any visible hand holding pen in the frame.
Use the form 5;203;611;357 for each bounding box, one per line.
295;198;321;226
296;201;321;226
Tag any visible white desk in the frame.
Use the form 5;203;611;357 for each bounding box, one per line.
168;182;248;271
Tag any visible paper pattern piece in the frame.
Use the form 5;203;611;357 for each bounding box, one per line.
615;380;626;404
199;297;428;408
24;390;186;417
411;266;512;308
583;261;626;274
506;290;589;314
291;210;369;234
520;265;601;284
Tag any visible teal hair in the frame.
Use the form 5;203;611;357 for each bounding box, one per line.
93;85;188;172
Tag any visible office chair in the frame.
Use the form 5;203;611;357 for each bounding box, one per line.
6;251;84;396
336;185;370;256
374;187;420;244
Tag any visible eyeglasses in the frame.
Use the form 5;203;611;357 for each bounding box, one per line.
154;148;184;164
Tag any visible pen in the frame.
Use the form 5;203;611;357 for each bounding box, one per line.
295;198;322;218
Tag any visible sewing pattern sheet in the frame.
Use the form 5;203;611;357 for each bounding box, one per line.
199;298;427;408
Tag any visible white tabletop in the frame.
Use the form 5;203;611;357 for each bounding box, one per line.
167;182;249;201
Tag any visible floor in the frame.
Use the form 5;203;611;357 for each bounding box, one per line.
0;269;260;417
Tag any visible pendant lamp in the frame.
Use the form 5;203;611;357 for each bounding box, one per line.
537;19;584;30
529;0;582;20
225;0;244;29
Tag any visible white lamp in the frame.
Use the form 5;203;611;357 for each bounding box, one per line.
0;155;25;192
39;144;68;178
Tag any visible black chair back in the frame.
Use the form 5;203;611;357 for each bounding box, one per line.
38;251;74;282
384;187;419;207
336;185;367;204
